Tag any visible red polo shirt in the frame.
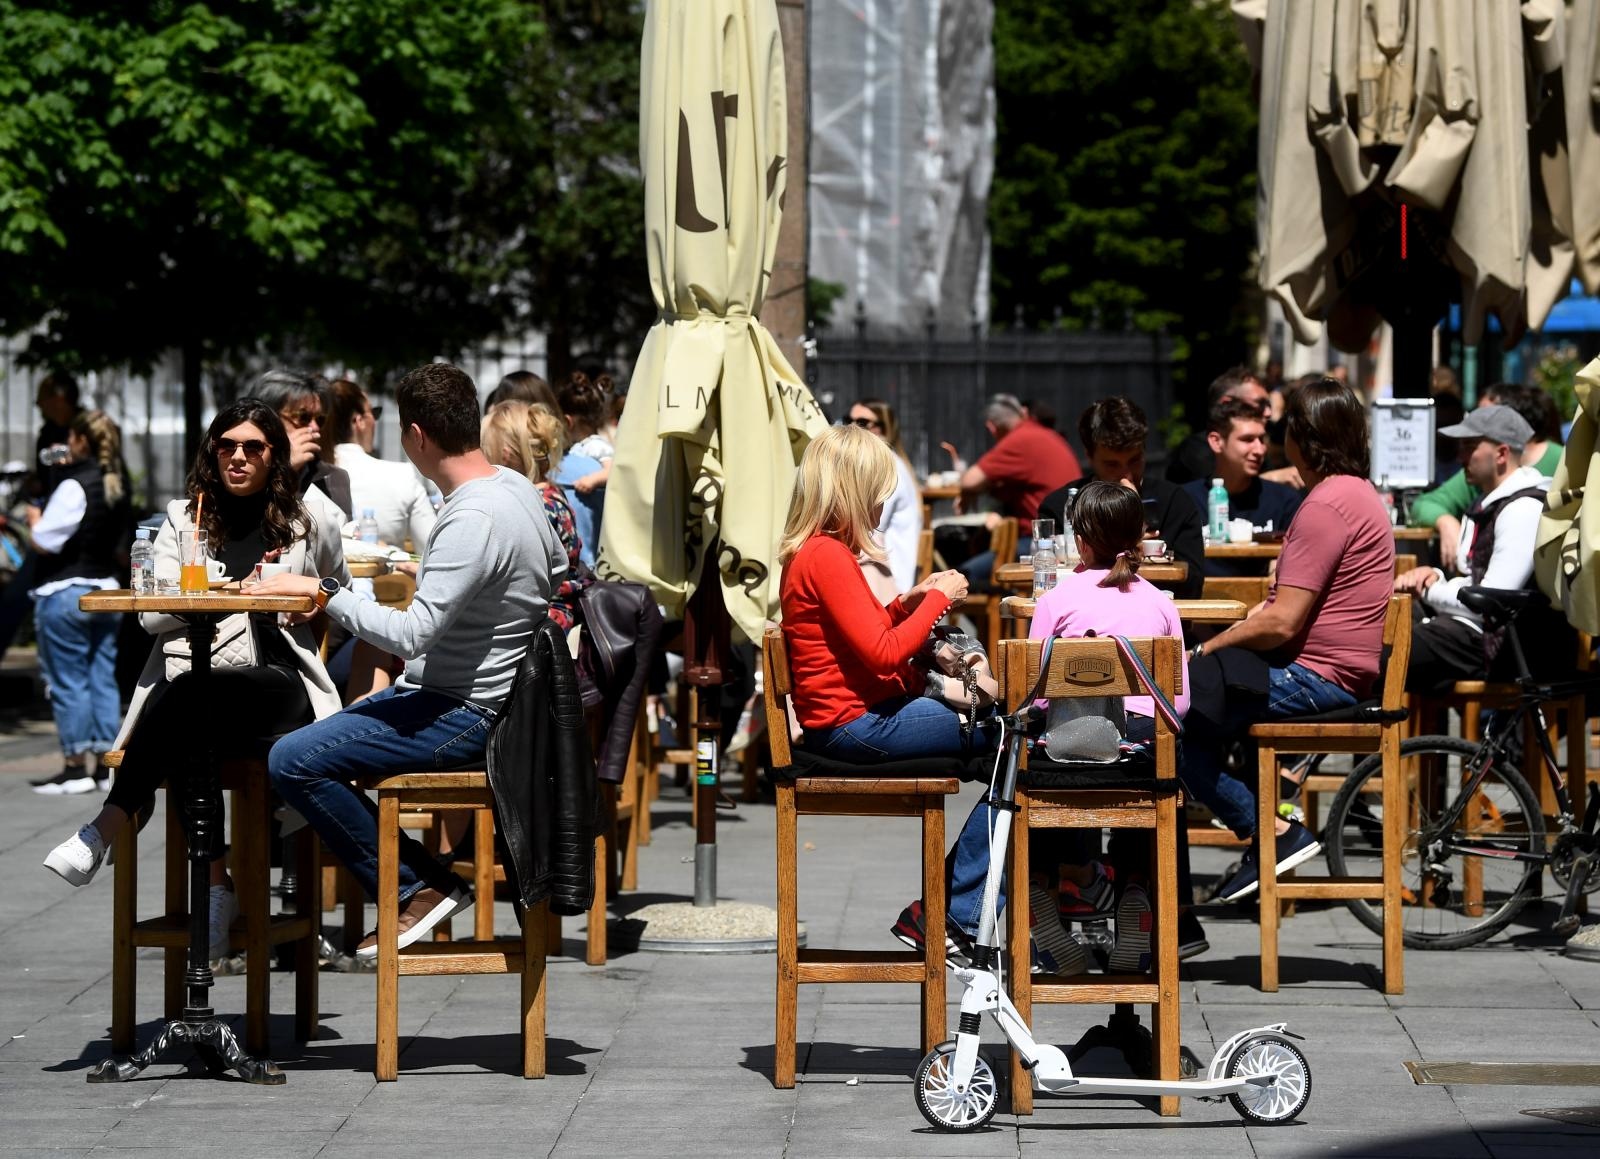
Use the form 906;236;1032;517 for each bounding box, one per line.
975;421;1080;522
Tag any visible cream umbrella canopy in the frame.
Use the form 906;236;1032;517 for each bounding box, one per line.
598;0;828;646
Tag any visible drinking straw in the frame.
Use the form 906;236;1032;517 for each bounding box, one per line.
191;494;204;565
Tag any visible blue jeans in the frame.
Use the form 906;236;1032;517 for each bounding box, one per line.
268;686;495;904
33;584;119;758
959;536;1033;588
810;697;1003;938
1179;662;1356;839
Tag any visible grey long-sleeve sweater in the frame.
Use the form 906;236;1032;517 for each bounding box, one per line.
325;466;566;712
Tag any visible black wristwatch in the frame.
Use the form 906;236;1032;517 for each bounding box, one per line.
314;576;340;610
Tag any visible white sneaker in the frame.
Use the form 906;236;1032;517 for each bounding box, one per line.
31;768;97;795
43;825;107;887
209;885;239;960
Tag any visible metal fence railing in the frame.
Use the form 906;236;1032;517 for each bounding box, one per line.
808;321;1175;477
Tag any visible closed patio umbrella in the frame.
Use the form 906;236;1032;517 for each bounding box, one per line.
599;0;826;647
599;0;827;924
1236;0;1576;377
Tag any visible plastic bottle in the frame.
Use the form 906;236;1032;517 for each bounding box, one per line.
1378;474;1398;527
1031;533;1057;597
1206;478;1230;544
1060;487;1080;565
130;527;155;594
358;507;379;544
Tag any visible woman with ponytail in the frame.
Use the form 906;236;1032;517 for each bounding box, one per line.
24;410;133;795
1021;480;1201;968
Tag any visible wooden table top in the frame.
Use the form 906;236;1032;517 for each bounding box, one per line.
80;590;317;615
920;485;962;501
1000;596;1246;624
1394;526;1436;541
347;558;393;579
1204;541;1282;559
994;559;1189;589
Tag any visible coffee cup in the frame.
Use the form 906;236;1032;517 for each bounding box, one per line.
257;562;290;581
1140;538;1167;559
207;558;227;581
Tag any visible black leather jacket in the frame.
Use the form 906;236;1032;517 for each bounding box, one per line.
577;579;664;783
486;619;598;917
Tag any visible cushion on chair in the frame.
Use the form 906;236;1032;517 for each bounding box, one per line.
1272;699;1408;725
1022;750;1179;792
774;747;994;783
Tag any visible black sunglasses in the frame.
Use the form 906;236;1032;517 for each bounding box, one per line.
848;416;882;429
369;405;384;421
214;437;269;459
280;408;321;428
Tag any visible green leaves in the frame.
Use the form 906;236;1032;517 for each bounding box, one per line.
990;0;1258;387
0;0;649;389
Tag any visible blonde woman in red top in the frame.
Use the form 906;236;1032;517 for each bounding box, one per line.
781;424;1006;960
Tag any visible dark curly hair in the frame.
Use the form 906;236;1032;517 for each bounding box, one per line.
558;370;612;435
1078;396;1148;454
186;399;308;553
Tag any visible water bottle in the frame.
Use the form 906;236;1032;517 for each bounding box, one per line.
1207;477;1230;544
358;507;379;544
1031;534;1058;597
1378;474;1398;527
130;528;155;594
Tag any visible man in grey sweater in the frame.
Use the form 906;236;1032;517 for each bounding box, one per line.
260;363;565;954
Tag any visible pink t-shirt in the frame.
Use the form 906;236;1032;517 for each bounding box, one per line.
1272;474;1395;696
1028;568;1190;720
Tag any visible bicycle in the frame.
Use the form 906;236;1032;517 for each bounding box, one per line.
1320;586;1600;950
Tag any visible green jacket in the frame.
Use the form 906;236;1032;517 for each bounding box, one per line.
1409;441;1563;527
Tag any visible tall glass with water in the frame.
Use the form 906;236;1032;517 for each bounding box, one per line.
1031;518;1057;597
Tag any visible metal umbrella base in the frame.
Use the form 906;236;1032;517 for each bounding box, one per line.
88;1017;284;1085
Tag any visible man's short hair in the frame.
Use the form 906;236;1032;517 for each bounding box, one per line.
250;368;326;415
1207;395;1266;438
37;371;80;407
396;363;481;455
1078;397;1148;454
985;393;1024;427
1206;365;1262;405
1285;377;1369;478
1482;382;1563;444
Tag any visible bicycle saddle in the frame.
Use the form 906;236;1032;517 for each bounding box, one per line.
1457;585;1546;622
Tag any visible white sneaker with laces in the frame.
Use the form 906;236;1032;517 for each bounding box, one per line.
209;885;239;960
44;825;108;887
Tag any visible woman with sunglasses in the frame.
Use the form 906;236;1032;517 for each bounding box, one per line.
846;399;923;598
42;399;350;964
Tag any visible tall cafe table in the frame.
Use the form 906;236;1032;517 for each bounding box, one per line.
79;588;316;1086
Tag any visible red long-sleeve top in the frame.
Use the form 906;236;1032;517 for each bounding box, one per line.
779;535;953;731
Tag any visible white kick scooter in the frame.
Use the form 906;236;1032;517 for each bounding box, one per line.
912;638;1312;1131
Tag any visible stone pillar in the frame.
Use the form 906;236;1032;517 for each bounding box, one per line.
766;0;808;375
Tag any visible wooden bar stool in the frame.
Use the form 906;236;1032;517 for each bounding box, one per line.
1250;594;1412;995
760;628;964;1090
998;636;1184;1117
106;749;321;1055
359;770;546;1081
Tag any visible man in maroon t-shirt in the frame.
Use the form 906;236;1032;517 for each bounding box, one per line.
955;394;1080;584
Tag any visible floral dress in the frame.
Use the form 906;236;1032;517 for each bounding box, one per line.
540;482;592;630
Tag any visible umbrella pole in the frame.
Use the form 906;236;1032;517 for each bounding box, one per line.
684;549;731;908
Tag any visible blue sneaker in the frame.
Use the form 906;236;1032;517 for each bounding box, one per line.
1214;820;1321;903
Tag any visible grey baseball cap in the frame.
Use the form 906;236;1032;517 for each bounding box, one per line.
1438;404;1534;451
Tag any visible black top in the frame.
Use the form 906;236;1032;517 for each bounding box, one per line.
1181;477;1304;577
1163;431;1215;487
32;409;85;500
1038;475;1205;600
214;490;271;582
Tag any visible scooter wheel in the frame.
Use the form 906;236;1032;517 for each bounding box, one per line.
914;1041;999;1132
1225;1034;1311;1124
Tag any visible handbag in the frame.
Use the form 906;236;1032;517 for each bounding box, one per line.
162;612;260;680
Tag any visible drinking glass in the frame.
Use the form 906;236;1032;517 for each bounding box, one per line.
1031;518;1054;543
179;530;210;593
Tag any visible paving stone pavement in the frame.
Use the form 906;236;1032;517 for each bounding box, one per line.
2;666;1599;1158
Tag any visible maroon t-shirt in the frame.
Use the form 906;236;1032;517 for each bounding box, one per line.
1272;474;1395;696
975;421;1080;522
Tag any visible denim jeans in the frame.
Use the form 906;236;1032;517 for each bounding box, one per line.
268;686;495;904
809;697;1002;938
959;536;1033;588
33;584;119;757
1179;662;1356;839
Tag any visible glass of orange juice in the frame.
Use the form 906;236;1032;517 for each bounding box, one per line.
179;530;211;593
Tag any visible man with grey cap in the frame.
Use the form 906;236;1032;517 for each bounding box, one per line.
1395;405;1548;691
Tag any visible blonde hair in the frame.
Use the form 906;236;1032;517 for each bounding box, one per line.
778;425;898;564
72;409;126;506
482;400;565;485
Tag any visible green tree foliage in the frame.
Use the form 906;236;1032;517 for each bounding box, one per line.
0;0;650;434
989;0;1258;392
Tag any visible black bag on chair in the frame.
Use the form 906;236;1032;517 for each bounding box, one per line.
1184;646;1270;735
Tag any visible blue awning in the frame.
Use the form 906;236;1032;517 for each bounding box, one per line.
1448;279;1600;336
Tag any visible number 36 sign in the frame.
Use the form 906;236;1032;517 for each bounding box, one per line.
1368;398;1436;489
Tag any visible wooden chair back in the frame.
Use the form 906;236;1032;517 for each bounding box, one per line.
762;629;795;768
1377;594;1412;715
989;517;1020;581
1200;576;1272;605
915;529;935;583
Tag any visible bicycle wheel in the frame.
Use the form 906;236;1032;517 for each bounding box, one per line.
1324;735;1545;950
